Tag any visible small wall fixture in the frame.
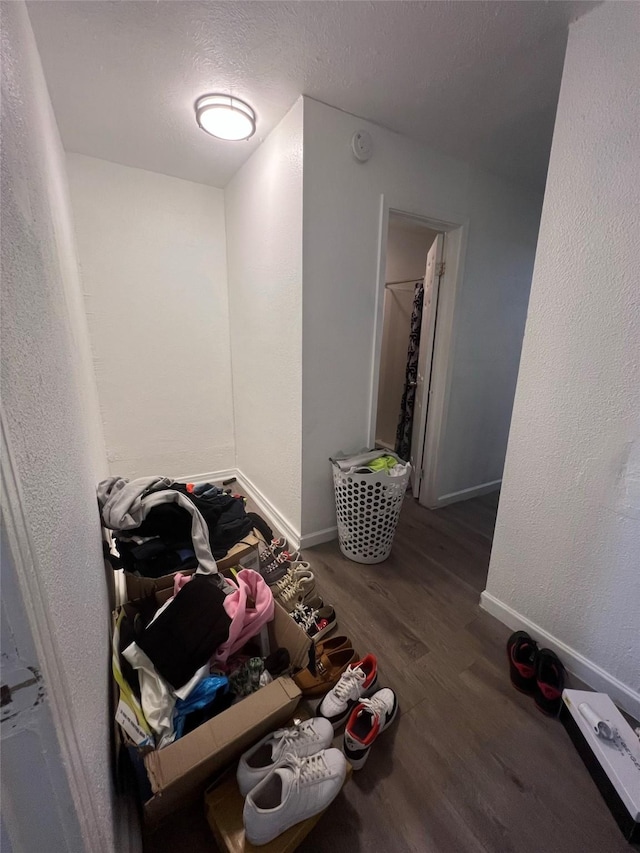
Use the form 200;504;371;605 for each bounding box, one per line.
195;94;256;141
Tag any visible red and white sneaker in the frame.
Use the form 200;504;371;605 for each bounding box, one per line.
343;688;399;769
318;655;378;729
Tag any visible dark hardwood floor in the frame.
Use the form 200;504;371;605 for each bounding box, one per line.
145;492;629;853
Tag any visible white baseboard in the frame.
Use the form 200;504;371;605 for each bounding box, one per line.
480;591;640;720
433;479;501;508
174;468;237;484
234;471;301;552
299;526;338;549
177;466;302;550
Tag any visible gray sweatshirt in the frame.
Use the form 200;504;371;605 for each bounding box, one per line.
97;476;224;582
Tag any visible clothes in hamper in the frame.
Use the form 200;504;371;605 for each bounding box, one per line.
136;575;231;690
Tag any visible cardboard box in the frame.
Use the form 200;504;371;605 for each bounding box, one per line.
204;763;352;852
217;532;262;573
120;600;310;824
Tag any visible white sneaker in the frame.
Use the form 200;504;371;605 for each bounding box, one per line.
343;688;399;769
243;749;347;845
319;654;378;729
237;718;334;796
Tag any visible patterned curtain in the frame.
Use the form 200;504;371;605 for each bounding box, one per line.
395;281;424;462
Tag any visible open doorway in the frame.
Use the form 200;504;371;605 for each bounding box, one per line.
371;207;466;508
375;214;441;493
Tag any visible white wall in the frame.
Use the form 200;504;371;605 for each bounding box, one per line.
225;99;304;536
375;219;437;449
484;3;640;717
386;218;436;283
67;154;234;479
1;3;121;850
301;97;542;537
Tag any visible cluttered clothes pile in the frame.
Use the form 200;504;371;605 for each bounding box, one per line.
99;475;263;578
99;477;282;749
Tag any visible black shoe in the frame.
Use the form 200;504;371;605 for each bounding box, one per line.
534;648;565;716
507;631;538;694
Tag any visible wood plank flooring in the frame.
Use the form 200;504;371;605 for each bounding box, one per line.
144;492;630;853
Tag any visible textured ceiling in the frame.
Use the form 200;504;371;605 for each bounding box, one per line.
27;1;596;190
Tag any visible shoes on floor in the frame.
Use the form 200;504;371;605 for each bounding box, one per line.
260;558;292;584
319;655;378;729
270;561;313;590
507;630;538;694
237;718;334;796
343;688;399;770
293;647;358;697
273;568;316;611
265;560;310;590
315;635;352;659
291;602;337;642
258;538;300;570
507;631;566;717
534;648;565;716
243;749;347;846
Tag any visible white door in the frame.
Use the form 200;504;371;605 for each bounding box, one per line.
410;233;444;495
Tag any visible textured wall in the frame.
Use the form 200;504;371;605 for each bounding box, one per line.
67;154;235;478
225;99;304;533
485;3;640;714
376;220;437;449
1;3;115;850
301;98;542;535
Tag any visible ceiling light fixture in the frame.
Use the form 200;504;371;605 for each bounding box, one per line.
195;94;256;141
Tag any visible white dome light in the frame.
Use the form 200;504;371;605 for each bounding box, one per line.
195;94;256;141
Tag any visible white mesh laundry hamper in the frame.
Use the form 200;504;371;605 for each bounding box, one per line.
331;457;411;564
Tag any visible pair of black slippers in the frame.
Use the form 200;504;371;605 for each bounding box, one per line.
507;631;566;716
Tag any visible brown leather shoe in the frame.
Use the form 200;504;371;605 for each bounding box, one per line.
293;648;358;697
315;635;352;659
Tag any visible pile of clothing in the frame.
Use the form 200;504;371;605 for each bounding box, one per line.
113;564;287;748
98;475;269;578
99;477;284;749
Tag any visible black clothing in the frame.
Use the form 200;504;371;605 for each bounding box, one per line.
136;575;231;690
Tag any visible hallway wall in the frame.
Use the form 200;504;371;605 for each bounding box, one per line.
1;3;119;850
484;2;640;717
67;154;235;479
225;98;304;537
301;97;542;539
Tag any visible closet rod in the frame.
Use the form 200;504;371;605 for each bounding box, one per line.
385;277;424;288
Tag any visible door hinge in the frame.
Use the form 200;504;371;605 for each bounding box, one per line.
436;261;445;276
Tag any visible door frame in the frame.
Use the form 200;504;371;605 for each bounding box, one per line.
368;197;468;508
